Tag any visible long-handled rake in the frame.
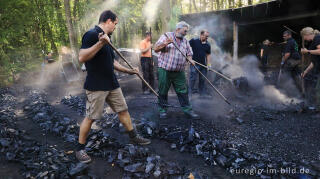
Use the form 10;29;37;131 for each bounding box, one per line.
164;33;231;105
191;60;250;90
108;42;180;108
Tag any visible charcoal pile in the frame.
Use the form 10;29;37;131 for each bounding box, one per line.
0;118;78;178
24;90;78;143
61;94;86;116
131;116;320;178
0;88;17;122
22;90;192;178
115;145;184;178
232;77;249;92
0;88;91;178
20;89;320;178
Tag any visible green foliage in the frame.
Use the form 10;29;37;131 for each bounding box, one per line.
0;0;86;85
0;0;273;86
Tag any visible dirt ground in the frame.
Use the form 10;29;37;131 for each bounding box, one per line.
1;62;320;178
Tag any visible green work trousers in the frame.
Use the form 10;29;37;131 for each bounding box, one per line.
158;68;192;113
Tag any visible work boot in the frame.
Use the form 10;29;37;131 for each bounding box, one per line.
130;134;151;145
184;110;200;120
128;129;151;145
75;150;92;163
159;111;168;119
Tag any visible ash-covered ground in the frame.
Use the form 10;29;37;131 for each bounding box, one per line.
1;62;320;179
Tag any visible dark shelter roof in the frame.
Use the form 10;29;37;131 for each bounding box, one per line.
180;0;320;55
181;0;320;26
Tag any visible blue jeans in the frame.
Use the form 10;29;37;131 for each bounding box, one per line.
189;65;207;95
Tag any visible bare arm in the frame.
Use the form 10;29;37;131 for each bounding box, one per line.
79;33;109;63
302;62;314;78
79;42;104;63
114;60;138;75
154;39;173;53
206;54;211;67
283;53;290;61
307;45;320;55
187;56;196;66
140;44;152;53
260;49;264;58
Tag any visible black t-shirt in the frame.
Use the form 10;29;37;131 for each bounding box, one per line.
260;44;269;57
81;25;119;91
189;38;211;65
308;35;320;73
284;38;301;60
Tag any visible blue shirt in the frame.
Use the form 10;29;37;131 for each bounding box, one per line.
189;38;211;65
284;38;301;60
80;26;119;91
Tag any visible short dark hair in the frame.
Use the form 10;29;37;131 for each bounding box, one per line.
145;31;151;36
283;30;292;36
200;29;208;35
98;10;117;24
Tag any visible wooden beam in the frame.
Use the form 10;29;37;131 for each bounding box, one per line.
238;12;319;26
233;21;238;61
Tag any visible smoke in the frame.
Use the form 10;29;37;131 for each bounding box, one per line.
143;0;162;27
18;46;84;99
78;0;119;32
219;55;301;105
185;14;302;107
188;15;232;49
261;85;300;105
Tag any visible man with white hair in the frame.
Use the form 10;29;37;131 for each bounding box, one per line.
154;21;200;119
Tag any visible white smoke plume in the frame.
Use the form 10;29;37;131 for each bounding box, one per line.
143;0;162;27
78;0;119;31
187;17;301;106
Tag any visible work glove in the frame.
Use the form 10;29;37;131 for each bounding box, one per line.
207;63;212;68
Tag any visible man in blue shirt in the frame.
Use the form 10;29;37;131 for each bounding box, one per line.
189;30;211;97
76;10;151;163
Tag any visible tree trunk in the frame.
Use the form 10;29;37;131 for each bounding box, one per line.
53;0;68;44
216;0;220;10
161;0;171;33
192;0;198;12
237;0;242;7
64;0;79;65
202;0;207;12
189;0;192;13
35;0;57;54
121;21;126;47
178;0;183;12
248;0;252;5
211;0;214;10
73;0;79;44
46;23;58;54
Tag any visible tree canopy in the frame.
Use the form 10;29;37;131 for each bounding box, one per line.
0;0;271;85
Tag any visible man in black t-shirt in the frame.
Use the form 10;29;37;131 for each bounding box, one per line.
189;30;211;96
76;10;150;163
300;27;320;113
282;30;301;86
